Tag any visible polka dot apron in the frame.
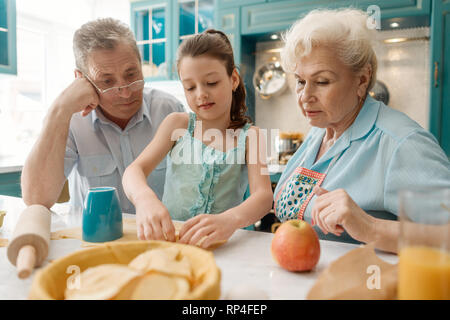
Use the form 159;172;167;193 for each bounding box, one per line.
274;150;340;221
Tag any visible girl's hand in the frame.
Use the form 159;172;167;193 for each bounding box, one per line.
135;197;176;242
311;186;375;242
178;213;237;249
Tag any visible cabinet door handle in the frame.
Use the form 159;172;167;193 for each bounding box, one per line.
434;61;439;88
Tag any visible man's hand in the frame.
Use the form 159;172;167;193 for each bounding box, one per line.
53;77;100;118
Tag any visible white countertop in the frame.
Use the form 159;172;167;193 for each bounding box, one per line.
0;196;398;300
0;165;22;174
0;155;24;174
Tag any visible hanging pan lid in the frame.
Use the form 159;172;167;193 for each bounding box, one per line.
253;61;287;100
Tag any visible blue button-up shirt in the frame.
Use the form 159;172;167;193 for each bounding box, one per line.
64;87;185;214
274;96;450;243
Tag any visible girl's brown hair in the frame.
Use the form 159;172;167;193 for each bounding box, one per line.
176;29;252;129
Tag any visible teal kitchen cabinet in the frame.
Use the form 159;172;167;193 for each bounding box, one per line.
179;0;215;42
429;0;450;157
216;6;257;121
217;0;264;9
240;0;431;35
216;6;240;64
0;171;21;198
131;0;215;81
0;0;16;75
131;0;174;80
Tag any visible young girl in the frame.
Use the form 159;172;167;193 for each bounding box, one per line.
123;29;273;249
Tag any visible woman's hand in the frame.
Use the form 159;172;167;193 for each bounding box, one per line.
135;197;176;242
178;212;237;249
311;186;376;242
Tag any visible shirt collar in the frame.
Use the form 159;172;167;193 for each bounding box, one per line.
348;95;380;141
312;95;380;166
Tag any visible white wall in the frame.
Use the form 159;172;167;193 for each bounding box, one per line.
93;0;131;25
14;0;132;101
17;0;96;29
373;27;430;130
0;0;134;161
254;40;311;159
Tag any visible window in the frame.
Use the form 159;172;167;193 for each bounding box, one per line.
0;0;9;67
0;16;74;163
0;0;132;164
179;0;214;43
134;5;167;78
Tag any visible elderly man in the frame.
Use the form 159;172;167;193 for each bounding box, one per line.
21;18;185;214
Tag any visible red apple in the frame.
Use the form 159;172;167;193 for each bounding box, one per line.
271;219;320;272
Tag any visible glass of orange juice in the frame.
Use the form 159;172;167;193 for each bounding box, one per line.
398;188;450;300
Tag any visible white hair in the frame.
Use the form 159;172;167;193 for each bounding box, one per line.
281;8;377;91
73;18;141;73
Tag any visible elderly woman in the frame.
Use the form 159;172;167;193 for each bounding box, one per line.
274;8;450;253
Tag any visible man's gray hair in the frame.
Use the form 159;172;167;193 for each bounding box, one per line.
73;17;141;73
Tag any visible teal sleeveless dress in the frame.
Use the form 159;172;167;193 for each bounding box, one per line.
162;113;251;221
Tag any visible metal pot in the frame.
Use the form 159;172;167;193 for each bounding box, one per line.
276;137;301;153
253;61;287;99
369;80;390;104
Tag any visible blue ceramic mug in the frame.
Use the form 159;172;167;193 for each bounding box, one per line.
82;187;123;242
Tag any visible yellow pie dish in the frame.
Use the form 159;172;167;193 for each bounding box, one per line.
29;240;221;300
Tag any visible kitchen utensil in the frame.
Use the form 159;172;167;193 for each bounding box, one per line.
82;187;123;243
7;205;51;279
253;61;287;99
275;132;303;154
369;80;389;104
276;137;300;153
275;132;303;164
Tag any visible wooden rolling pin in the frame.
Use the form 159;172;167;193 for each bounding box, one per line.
7;205;51;279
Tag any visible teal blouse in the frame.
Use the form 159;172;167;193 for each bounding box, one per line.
162;113;251;221
274;96;450;244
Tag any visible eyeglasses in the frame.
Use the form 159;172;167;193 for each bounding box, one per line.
84;74;145;97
